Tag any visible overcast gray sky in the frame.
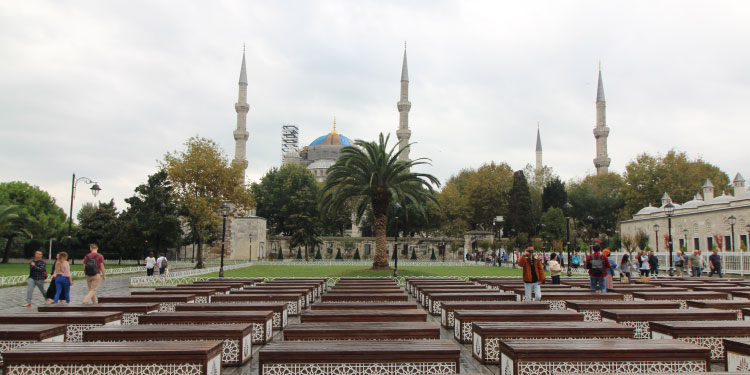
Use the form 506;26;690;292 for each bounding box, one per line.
2;1;749;219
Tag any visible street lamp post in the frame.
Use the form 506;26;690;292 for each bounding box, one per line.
219;203;230;278
728;215;737;251
563;202;573;277
439;240;445;262
249;233;254;262
67;173;101;254
665;202;675;276
653;224;660;252
393;203;401;278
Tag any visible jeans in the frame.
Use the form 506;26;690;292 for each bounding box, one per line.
590;276;606;293
524;282;541;301
551;275;561;284
83;274;100;304
159;267;165;275
709;267;723;278
26;278;45;303
692;267;702;277
54;276;70;303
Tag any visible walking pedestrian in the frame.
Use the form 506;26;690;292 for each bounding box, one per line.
549;253;562;284
649;250;659;277
53;252;72;304
572;252;581;269
674;251;685;277
24;250;47;307
45;253;60;304
709;249;723;278
518;246;545;301
639;251;650;278
82;243;106;304
689;250;703;277
156;253;168;276
617;254;635;282
586;245;609;293
145;252;156;277
603;249;616;290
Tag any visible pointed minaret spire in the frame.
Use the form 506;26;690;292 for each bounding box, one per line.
535;123;543;173
396;42;412;163
233;46;250;181
593;63;610;175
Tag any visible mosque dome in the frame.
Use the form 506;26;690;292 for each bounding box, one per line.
309;118;352;147
635;204;659;216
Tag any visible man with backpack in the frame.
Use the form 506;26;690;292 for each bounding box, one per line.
82;243;106;304
586;245;610;293
156;253;168;276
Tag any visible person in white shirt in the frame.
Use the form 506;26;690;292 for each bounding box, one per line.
156;253;167;276
144;252;156;277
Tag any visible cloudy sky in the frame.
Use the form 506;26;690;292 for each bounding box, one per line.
2;1;749;219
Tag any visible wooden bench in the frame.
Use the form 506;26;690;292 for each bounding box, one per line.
261;283;324;299
283;322;440;341
440;301;548;328
725;338;750;372
419;287;492;306
453;309;584;343
258;339;460;375
0;324;66;366
138;311;274;344
82;323;253;366
320;293;408;303
608;287;688;301
497;339;709;375
650;320;750;361
230;290;308;308
98;294;196;312
494;284;575;292
130;289;215;303
730;291;750;301
472;322;633;364
156;285;232;294
0;312;121;342
662;282;738;289
2;341;222;374
600;308;737;339
207;277;264;283
212;293;303;316
266;278;328;294
632;291;730;308
236;288;313;307
538;292;625;310
686;300;750;320
327;288;404;294
310;302;419;310
38;303;160;325
300;309;427;323
693;286;750;293
409;280;469;296
187;281;249;291
565;300;681;321
412;282;474;300
427;292;518;315
175;302;288;328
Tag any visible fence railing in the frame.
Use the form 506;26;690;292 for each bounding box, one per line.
595;251;750;276
0;263;192;288
129;262;253;287
254;260;488;267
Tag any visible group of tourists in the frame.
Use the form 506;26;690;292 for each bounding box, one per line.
25;243;106;306
144;252;169;276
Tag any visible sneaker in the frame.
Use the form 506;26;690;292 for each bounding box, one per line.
22;303;31;307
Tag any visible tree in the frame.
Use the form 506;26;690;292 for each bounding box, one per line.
353;248;361;260
251;165;320;236
0;182;67;262
0;205;31;263
622;151;730;217
335;248;342;260
296;248;302;259
277;246;284;260
320;133;440;270
542;177;567;211
609;232;622;251
540;207;566;242
506;171;533;236
76;200;120;260
622;234;637;256
567;173;625;235
163;137;254;268
410;248;417;260
430;248;436;261
636;230;649;251
314;248;322;260
122;170;183;260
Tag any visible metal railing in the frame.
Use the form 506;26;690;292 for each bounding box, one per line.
600;251;750;276
253;260;489;267
129;262;253;287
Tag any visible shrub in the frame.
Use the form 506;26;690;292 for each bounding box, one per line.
410;249;417;260
277;247;283;260
315;248;322;260
296;248;302;259
430;248;437;261
335;248;343;260
353;249;361;260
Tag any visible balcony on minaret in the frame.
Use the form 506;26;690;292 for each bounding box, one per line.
233;129;249;141
593;126;610;138
235;102;249;112
397;100;411;112
594;156;611;168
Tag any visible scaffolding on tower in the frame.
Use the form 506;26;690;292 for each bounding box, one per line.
281;124;299;163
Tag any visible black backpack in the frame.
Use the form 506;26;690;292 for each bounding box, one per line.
84;254;99;276
589;254;604;275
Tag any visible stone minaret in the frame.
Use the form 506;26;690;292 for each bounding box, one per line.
396;44;412;162
535;124;543;172
233;47;250;180
593;65;611;175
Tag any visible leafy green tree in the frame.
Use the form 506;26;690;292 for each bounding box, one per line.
320;133;440;270
410;248;417;260
609;232;622;251
0;182;67;262
314;248;322;260
430;248;436;260
252;165;320;236
76;200;121;260
567;173;625;235
506;171;533;235
540;207;566;242
0;205;32;263
163;137;254;268
622;151;730;217
542;177;567;211
353;248;361;260
636;230;649;251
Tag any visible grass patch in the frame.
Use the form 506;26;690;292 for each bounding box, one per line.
0;262;147;277
219;265;524;278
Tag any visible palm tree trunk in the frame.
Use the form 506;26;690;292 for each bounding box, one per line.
2;234;16;264
372;200;389;270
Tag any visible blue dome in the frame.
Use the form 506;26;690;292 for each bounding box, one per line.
309;132;352;147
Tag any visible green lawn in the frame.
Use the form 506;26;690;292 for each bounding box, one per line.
218;265;524;278
0;262;145;276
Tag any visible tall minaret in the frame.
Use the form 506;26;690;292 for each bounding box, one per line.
233;46;250;180
593;64;611;175
396;43;412;162
535;123;543;172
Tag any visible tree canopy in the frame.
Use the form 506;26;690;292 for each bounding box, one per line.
506;170;533;238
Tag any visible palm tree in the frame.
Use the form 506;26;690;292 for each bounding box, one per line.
321;133;440;270
0;205;32;263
